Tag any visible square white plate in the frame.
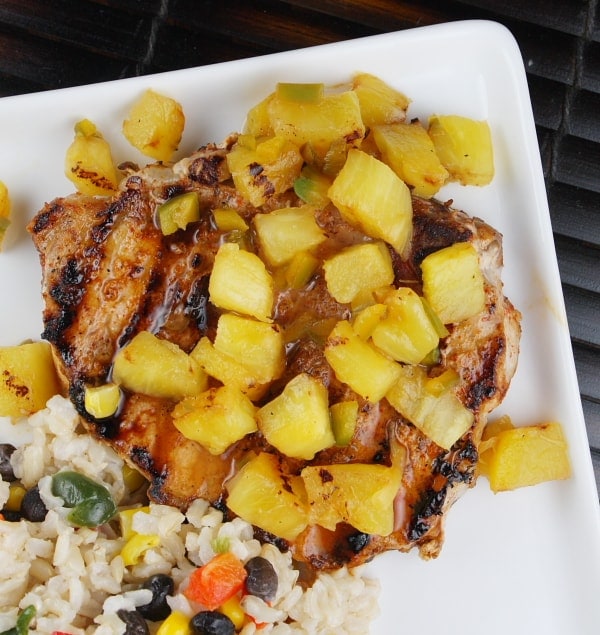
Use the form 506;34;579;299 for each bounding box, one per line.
1;19;599;634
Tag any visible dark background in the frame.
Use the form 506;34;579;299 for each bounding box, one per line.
0;0;598;495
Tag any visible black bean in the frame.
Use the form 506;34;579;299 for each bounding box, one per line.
190;611;235;635
21;486;48;522
0;444;16;482
116;609;149;635
138;574;174;621
244;556;278;602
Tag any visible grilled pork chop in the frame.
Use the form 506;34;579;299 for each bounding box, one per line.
28;138;521;569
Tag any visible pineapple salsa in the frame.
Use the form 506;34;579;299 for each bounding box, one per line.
1;73;570;550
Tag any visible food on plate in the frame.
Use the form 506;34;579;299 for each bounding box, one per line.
122;88;185;162
64;119;120;196
478;416;571;492
0;180;10;250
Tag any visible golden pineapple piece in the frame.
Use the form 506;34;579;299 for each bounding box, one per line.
65;119;120;196
284;251;320;289
190;337;267;401
213;313;285;385
122;89;185;162
256;373;335;460
372;121;449;198
386;363;473;450
0;180;10;250
112;331;207;400
172;385;257;455
157;192;200;235
0;342;62;418
479;422;571;492
84;383;121;419
322;241;394;304
352;72;410;128
226;452;308;541
324;320;402;403
226;135;303;207
212;208;249;232
253;205;326;267
428;114;494;186
208;243;274;322
351;303;388;340
328;149;412;254
421;242;486;324
267;90;365;159
243;92;275;137
301;462;402;535
370;287;439;364
329;400;359;446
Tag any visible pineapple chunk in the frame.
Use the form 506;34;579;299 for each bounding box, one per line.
254;205;326;267
372;121;449;198
256;373;335;460
0;180;10;250
428;115;494;186
352;72;409;128
112;331;207;400
0;342;62;418
324;320;402;403
267;90;365;159
386;364;473;450
208;243;274;322
284;251;320;289
212;208;249;232
322;241;394;304
190;337;267;400
244;92;275;137
226;452;308;541
352;303;388;340
157;192;200;235
65;119;120;196
84;383;121;419
421;242;485;324
328;149;412;254
370;287;439;364
213;313;285;385
330;400;359;446
480;422;571;492
172;385;257;455
122;89;185;162
226;135;303;207
301;462;402;535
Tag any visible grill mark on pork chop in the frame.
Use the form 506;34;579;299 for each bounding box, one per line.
28;141;521;570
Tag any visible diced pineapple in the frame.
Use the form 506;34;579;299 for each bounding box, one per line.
284;251;320;289
0;341;62;418
480;422;571;492
213;313;285;385
351;303;388;340
421;242;486;324
172;385;257;455
253;205;326;267
65;119;120;196
122;89;185;162
208;243;274;322
293;165;332;208
267;90;365;159
0;180;10;250
226;135;303;207
328;149;412;254
386;363;473;450
322;241;394;304
352;72;409;128
226;452;308;541
324;320;402;403
112;331;207;401
372;121;449;198
190;337;267;401
330;400;359;446
370;287;439;364
212;208;249;232
301;462;402;535
256;373;335;460
84;383;121;419
243;92;275;137
157;192;200;235
428;115;494;186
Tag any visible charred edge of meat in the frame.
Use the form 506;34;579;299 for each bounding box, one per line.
252;527;290;553
90;197;126;245
49;258;85;308
42;312;76;353
162;184;187;200
184;276;210;332
464;337;504;411
69;382;121;438
433;440;478;486
408;487;447;542
189;155;227;185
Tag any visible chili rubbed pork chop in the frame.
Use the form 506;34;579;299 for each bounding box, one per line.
27;137;521;570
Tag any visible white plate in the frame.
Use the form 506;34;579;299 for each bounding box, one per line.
1;19;599;634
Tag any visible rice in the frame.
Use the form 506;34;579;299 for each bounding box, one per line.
0;396;380;634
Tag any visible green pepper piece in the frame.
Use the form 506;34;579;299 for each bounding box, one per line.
0;605;36;635
68;496;117;528
158;191;200;235
276;82;324;103
51;471;117;527
293;166;331;208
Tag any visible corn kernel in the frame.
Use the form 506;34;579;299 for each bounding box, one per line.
121;533;160;566
6;483;27;512
220;595;246;630
156;610;191;635
119;506;151;540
